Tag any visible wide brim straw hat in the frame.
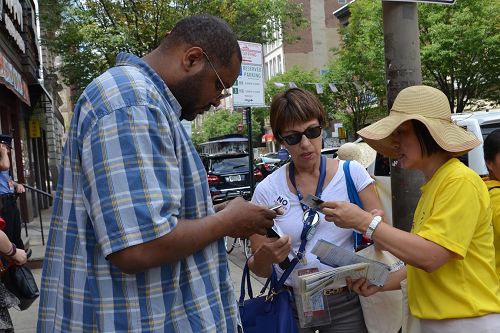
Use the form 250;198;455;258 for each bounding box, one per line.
337;142;377;169
357;85;480;157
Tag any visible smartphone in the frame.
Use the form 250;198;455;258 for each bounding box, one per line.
266;225;281;238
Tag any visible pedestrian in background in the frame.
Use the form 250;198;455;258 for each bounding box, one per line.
0;227;27;333
336;141;377;171
38;15;276;332
0;135;25;251
321;85;500;333
483;128;500;279
248;88;383;332
0;135;27;333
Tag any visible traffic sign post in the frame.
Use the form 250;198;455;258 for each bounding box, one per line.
233;41;265;108
234;41;265;195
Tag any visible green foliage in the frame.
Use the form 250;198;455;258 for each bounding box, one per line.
192;109;260;146
264;66;320;104
39;0;308;98
322;0;386;137
327;0;499;117
419;0;500;111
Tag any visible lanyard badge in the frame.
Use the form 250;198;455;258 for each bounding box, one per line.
303;210;320;240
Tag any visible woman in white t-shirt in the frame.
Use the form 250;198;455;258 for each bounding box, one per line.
248;88;382;333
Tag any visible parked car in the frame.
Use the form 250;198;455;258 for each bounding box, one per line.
201;153;263;204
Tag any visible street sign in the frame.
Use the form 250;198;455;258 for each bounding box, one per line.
233;41;265;107
383;0;455;4
29;119;41;138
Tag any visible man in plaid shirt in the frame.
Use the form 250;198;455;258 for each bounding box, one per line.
37;15;276;333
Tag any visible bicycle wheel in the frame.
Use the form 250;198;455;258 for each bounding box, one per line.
243;238;252;259
225;236;237;254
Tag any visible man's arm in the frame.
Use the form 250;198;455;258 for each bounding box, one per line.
107;197;276;273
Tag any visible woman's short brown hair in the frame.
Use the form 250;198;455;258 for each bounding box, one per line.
270;88;326;144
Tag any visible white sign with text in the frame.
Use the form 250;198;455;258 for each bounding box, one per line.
233;41;265;107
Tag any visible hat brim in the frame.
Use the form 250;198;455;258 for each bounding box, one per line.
358;111;480;158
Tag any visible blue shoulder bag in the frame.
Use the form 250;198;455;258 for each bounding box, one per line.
343;160;373;251
238;260;299;333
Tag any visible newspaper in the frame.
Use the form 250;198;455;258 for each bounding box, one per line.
295;262;369;328
311;239;391;287
297;262;369;296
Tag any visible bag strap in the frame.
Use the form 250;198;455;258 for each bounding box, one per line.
239;259;279;306
343;160;364;250
239;220;309;305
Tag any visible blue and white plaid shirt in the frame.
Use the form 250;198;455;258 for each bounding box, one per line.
37;53;240;332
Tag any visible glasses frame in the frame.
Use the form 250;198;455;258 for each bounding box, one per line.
202;51;232;100
279;125;323;146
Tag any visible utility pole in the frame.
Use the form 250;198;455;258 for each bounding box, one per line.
382;1;425;232
244;107;255;196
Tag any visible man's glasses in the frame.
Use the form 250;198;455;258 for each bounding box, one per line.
279;125;322;145
202;51;232;100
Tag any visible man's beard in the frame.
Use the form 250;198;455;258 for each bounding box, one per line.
169;71;210;121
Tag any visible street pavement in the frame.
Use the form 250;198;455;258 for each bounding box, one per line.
10;209;263;332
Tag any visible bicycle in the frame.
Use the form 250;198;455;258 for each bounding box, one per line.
224;236;251;259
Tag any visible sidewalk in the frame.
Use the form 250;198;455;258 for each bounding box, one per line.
10;208;264;332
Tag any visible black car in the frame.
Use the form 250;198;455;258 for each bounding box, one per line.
201;153;263;204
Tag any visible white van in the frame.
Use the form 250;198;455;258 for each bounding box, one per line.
366;109;500;225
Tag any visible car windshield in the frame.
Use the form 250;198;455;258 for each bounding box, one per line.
211;156;250;173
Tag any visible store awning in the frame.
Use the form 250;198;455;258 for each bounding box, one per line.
0;51;30;106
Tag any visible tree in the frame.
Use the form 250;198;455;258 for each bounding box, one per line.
192;109;260;146
419;0;500;112
322;0;386;138
264;66;320;105
39;0;308;98
325;0;499;115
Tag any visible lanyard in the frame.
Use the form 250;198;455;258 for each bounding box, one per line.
276;155;327;287
289;155;327;212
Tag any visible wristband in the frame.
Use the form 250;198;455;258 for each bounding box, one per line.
6;243;16;257
365;216;382;239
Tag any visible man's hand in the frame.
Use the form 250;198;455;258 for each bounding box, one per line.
217;197;276;238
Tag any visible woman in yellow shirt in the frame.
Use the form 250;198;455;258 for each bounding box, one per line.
483;129;500;279
320;86;500;333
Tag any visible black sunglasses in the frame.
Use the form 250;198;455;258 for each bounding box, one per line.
279;125;322;145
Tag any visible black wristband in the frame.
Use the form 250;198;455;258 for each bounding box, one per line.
6;243;16;257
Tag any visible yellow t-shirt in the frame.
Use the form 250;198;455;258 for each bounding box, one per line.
483;177;500;279
407;158;500;319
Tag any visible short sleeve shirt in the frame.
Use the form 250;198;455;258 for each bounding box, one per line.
484;177;500;279
407;158;500;319
37;53;240;332
251;159;374;287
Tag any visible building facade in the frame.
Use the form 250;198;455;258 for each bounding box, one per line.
0;0;64;225
264;0;350;80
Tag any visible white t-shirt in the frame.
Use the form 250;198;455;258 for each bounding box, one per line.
251;159;374;287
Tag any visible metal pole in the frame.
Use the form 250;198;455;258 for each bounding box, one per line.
382;1;425;232
38;193;45;245
245;107;255;196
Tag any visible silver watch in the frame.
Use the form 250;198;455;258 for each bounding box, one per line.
365;215;382;239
